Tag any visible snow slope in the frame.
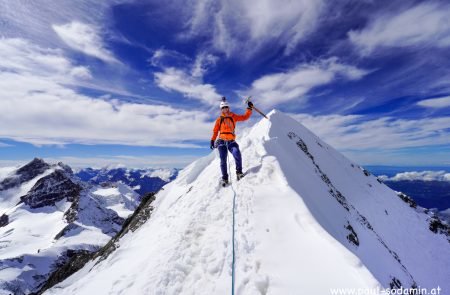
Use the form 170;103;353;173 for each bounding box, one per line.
91;183;141;218
46;110;450;295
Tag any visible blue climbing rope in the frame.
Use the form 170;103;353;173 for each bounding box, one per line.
226;141;237;295
231;185;237;295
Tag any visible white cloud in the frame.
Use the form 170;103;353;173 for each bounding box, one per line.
69;66;93;80
247;58;369;108
0;78;212;146
0;38;90;80
183;0;324;58
379;171;450;182
291;113;450;150
151;50;220;105
348;2;450;55
154;67;220;105
417;96;450;108
0;3;153;100
53;21;120;64
291;113;450;165
0;38;212;147
0;1;130;48
191;52;218;78
149;48;191;68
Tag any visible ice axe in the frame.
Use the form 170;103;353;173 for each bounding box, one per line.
245;96;268;119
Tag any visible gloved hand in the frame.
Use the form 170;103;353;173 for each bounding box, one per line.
247;101;253;109
210;140;215;149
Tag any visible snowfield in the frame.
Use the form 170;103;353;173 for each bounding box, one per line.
43;110;449;294
91;183;141;218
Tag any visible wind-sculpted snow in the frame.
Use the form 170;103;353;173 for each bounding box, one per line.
45;110;450;295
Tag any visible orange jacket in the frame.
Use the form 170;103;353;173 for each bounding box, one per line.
211;109;252;141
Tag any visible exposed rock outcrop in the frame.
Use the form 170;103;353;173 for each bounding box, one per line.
0;158;50;191
35;192;157;294
0;214;8;227
20;170;82;209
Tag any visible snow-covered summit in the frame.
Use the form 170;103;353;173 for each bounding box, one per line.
46;110;449;294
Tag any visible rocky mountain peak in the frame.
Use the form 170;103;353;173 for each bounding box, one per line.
57;161;73;175
0;158;51;191
20;169;82;208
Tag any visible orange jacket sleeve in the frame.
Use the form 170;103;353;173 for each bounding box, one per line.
211;118;220;141
232;108;252;122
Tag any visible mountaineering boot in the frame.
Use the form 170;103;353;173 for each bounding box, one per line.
221;177;229;187
236;171;245;181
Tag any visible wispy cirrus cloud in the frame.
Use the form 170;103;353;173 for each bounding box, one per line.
154;67;220;106
0;1;154;102
149;48;191;68
0;38;92;81
191;52;218;78
182;0;324;58
0;1;129;48
417;96;450;108
247;58;369;108
152;49;221;106
53;21;120;64
348;2;450;55
0;37;134;98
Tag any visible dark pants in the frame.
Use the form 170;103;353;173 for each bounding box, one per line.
217;140;242;180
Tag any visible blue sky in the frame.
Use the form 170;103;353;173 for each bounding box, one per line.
0;0;450;168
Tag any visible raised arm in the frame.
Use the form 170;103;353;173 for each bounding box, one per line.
232;108;252;122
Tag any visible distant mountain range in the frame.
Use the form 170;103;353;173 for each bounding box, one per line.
75;167;179;196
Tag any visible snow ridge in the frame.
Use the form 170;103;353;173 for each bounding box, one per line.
44;110;449;295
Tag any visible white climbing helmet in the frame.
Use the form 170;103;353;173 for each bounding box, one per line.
220;101;230;109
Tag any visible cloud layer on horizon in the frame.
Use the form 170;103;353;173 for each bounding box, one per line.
379;171;450;182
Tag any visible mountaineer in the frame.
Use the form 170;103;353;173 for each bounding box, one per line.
210;97;253;186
